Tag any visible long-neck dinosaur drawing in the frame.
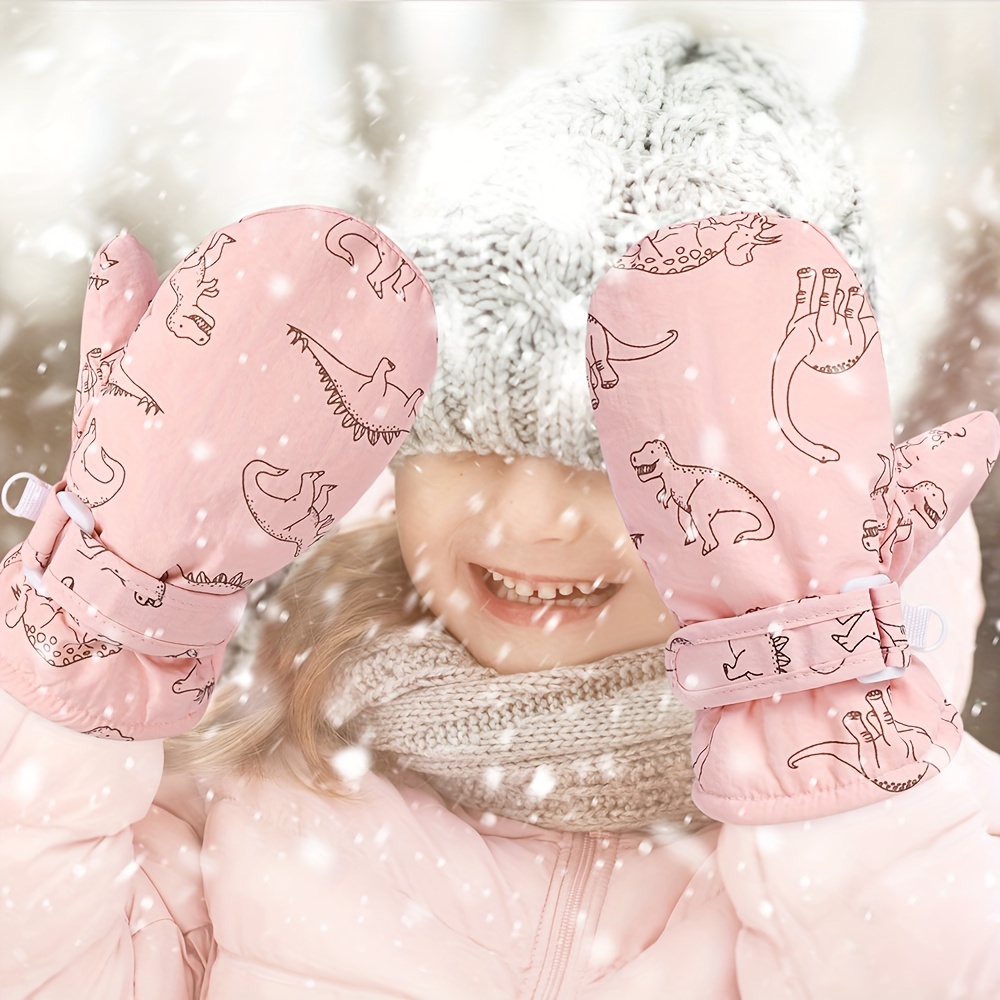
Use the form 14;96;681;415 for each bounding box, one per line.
287;325;424;446
325;219;416;301
587;314;677;409
69;418;126;507
616;213;780;275
242;460;337;556
771;266;879;464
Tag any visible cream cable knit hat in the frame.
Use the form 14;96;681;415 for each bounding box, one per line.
391;22;872;471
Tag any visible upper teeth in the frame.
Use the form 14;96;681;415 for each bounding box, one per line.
489;570;607;600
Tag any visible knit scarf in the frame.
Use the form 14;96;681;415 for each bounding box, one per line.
327;625;712;834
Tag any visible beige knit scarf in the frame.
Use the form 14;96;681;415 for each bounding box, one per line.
327;625;712;834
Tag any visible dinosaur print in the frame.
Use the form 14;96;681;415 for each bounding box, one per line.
900;481;948;529
830;609;909;665
771;266;879;463
68;418;126;507
166;232;235;345
86;249;118;291
768;634;791;673
722;640;761;682
587;313;677;409
243;460;337;556
630;439;775;556
287;325;424;445
787;687;957;792
75;531;168;607
84;726;133;740
176;565;253;594
895;425;967;471
862;450;947;560
5;581;122;667
167;649;215;705
325;219;417;301
75;346;163;420
616;213;780;275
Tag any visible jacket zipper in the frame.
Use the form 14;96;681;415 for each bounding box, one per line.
532;832;615;1000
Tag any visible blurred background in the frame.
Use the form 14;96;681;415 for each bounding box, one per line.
1;0;998;747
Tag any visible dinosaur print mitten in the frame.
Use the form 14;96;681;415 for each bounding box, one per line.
588;213;999;823
0;206;437;740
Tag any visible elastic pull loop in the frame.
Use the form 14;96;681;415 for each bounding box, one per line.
2;473;52;520
903;604;948;653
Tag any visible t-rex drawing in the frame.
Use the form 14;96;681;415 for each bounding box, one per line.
325;219;416;301
74;529;168;607
69;418;126;507
85;249;118;292
862;450;947;561
166;232;235;345
616;213;780;275
243;460;337;556
787;687;957;793
287;325;424;445
5;581;122;667
630;439;775;555
771;265;880;464
587;313;678;409
75;346;163;420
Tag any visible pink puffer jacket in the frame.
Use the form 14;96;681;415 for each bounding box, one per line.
2;520;999;1000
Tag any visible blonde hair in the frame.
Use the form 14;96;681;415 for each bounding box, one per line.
164;519;425;793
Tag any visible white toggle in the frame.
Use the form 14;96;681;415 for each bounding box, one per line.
1;472;52;521
841;575;905;684
22;565;49;598
841;573;891;593
56;490;95;536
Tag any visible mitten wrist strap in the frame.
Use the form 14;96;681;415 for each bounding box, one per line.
667;582;909;709
17;483;244;655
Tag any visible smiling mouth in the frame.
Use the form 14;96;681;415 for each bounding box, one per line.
477;565;618;608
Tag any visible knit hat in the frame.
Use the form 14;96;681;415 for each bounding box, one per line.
390;22;872;471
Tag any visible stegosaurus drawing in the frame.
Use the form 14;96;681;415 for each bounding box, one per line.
287;325;424;446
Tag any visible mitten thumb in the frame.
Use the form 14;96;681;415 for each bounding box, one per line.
74;233;160;438
880;411;1000;582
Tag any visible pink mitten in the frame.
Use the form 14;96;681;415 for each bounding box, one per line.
0;206;436;740
588;213;999;823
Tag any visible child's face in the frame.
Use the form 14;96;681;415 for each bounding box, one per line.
394;453;677;673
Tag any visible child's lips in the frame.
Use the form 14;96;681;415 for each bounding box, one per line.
467;563;620;627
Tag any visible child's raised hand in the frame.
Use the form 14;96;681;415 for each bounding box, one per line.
0;207;437;740
588;212;998;823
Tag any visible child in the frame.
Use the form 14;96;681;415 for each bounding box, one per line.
2;23;999;1000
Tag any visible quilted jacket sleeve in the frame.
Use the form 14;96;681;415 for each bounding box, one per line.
719;735;1000;1000
0;685;211;999
718;520;1000;1000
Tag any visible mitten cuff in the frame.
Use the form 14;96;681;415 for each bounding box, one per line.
668;582;906;709
21;485;245;655
689;661;962;824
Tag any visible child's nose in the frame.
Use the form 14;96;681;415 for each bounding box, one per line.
487;457;587;543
